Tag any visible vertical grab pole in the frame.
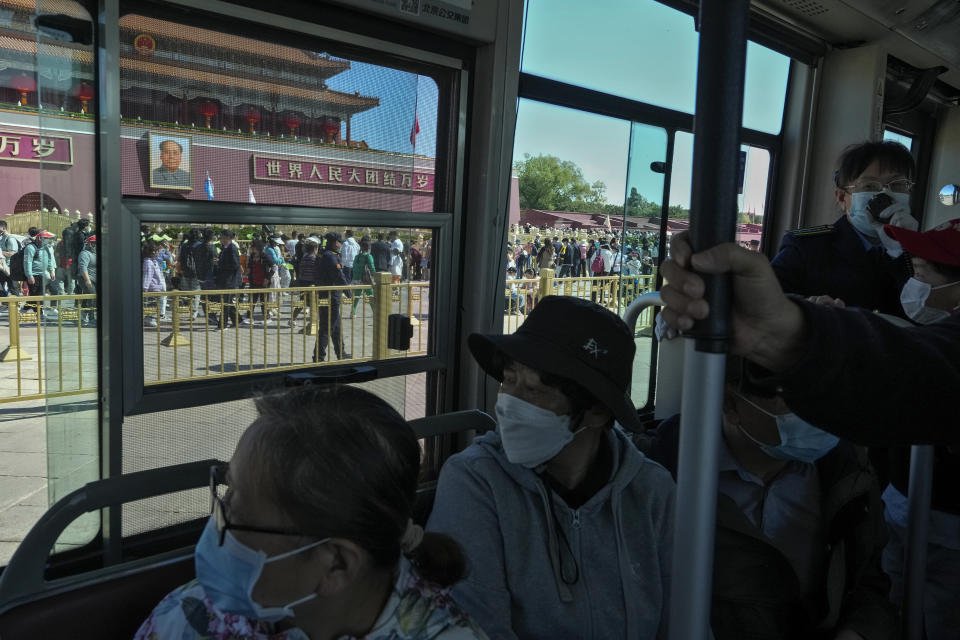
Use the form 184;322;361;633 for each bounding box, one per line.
669;2;750;640
902;445;934;640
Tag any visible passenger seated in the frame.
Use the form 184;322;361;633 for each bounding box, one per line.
427;295;675;640
135;385;487;640
645;357;896;640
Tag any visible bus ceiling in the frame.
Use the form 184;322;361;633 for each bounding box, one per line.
748;0;960;90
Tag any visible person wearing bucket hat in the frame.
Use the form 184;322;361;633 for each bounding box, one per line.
427;296;675;640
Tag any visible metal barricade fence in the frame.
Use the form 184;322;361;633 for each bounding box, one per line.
503;269;658;335
141;275;432;386
0;294;98;404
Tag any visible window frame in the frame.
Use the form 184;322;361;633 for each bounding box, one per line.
94;0;471;568
515;68;785;415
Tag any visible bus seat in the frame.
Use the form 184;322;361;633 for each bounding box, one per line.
621;292;685;420
0;554;193;640
408;409;495;525
0;460;219;640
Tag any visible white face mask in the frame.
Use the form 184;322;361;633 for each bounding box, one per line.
900;277;958;324
848;191;911;239
495;393;578;468
734;393;839;463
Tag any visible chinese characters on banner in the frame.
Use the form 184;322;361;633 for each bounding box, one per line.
0;131;74;165
253;155;434;192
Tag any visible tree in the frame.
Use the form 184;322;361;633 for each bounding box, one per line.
624;187;662;217
514;154;593;210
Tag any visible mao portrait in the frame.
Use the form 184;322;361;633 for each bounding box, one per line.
148;133;192;190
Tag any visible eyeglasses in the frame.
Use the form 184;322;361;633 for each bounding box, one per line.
209;463;322;547
842;178;914;194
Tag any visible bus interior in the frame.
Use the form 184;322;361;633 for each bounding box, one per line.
0;0;959;638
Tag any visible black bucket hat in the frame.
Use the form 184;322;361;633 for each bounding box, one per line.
468;295;641;432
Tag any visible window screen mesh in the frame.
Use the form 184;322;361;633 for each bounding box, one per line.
118;14;439;211
121;373;425;536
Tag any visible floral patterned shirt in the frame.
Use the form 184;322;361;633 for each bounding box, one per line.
133;556;488;640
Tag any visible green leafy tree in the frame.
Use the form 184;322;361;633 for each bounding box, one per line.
514;154;593;210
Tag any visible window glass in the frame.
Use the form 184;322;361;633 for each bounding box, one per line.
743;41;791;134
506;99;630;333
522;1;792;135
0;1;100;565
522;0;699;114
139;224;433;386
118;15;439;211
122;373;426;537
670;131;771;250
883;128;913;151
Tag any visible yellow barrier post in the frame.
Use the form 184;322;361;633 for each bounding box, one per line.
0;301;32;362
406;283;421;326
372;272;393;360
304;289;319;336
538;268;556;302
161;293;191;347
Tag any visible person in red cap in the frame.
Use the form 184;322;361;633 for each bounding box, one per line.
22;227;56;315
77;234;97;327
884;218;960;324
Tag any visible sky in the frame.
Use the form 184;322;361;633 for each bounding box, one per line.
513;0;791;213
322;0;790;214
325;59;439;159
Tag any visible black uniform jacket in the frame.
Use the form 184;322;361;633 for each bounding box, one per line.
770;216;911;316
751;303;960;446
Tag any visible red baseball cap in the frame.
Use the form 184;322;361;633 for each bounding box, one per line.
38;230;55;238
885;218;960;266
86;235;97;243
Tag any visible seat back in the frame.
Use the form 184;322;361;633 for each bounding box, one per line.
0;460;218;639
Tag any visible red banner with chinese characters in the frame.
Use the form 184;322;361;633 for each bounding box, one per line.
0;131;73;165
252;155;434;193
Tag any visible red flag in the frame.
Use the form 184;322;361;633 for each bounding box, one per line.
410;114;420;147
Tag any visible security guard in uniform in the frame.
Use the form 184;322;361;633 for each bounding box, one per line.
771;141;917;316
313;231;351;362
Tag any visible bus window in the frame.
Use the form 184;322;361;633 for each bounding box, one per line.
743;41;792;135
0;1;100;566
521;0;698;114
623;122;667;409
118;14;440;213
508;99;630;330
671;131;772;251
883;128;914;151
137;223;435;387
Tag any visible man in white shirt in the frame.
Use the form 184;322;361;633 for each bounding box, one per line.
389;230;404;254
340;230;360;284
285;231;299;259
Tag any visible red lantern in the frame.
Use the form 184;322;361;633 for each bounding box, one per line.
284;114;301;137
11;74;36;107
320;118;339;143
199;102;218;128
72;82;94;114
244;108;260;134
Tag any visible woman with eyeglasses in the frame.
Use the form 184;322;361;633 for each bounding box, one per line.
770;140;918;316
134;385;487;640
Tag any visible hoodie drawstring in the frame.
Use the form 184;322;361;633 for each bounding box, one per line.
536;481;575;602
612;490;639;639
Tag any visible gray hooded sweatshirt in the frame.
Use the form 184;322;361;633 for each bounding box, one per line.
427;428;675;640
